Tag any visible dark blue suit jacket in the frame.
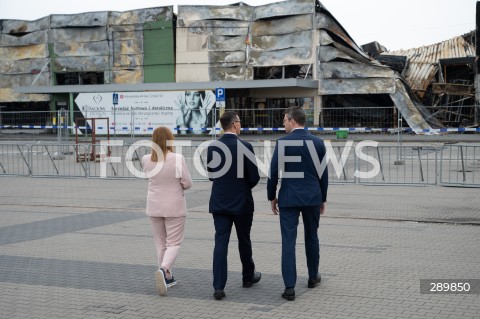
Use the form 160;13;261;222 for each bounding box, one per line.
208;134;260;215
267;129;328;207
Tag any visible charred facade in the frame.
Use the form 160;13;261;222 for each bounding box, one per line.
1;0;478;131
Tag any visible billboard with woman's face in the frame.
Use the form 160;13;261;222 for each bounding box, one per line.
74;90;216;135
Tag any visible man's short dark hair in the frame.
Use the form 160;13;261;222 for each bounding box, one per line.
284;106;306;126
220;111;239;130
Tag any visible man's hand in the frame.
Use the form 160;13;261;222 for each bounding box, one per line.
271;198;279;215
320;202;326;215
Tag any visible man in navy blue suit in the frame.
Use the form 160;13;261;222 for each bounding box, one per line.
267;106;328;301
208;111;261;300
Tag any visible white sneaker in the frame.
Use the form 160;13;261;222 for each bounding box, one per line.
166;277;177;288
155;269;167;296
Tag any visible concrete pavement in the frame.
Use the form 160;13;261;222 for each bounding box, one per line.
0;176;479;319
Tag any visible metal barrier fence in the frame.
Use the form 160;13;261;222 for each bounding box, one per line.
440;144;480;187
27;143;151;179
357;145;438;185
0;110;54;127
1;142;478;187
0;109;288;137
321;106;396;128
1;107;479;137
0;144;30;176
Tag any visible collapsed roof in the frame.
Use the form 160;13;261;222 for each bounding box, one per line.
380;32;477;127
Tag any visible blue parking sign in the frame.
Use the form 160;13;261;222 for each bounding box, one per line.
215;88;225;101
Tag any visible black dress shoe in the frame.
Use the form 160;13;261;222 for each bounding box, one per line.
213;290;226;300
281;288;295;301
308;275;321;288
242;271;261;287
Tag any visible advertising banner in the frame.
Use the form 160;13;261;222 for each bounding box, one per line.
74;90;216;135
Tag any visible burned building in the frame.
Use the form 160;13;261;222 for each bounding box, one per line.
1;0;476;133
175;0;445;131
0;7;174;110
380;32;478;127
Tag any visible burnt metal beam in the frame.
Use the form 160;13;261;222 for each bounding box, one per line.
432;83;474;96
14;78;319;94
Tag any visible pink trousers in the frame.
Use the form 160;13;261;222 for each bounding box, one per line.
149;216;186;273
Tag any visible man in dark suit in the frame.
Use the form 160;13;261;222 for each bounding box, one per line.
208;111;261;300
267;106;328;301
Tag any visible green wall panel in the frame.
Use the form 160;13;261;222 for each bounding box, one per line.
143;20;175;83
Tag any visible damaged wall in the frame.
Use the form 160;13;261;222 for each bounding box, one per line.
0;6;174;102
176;0;316;82
0;18;50;102
381;35;475;99
315;2;445;131
175;0;440;132
381;34;476;126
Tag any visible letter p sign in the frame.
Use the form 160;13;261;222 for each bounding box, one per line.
215;88;225;101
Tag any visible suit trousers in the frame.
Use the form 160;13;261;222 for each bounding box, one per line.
149;216;186;272
212;213;255;290
279;206;321;288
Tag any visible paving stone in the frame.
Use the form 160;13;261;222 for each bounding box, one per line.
0;176;478;318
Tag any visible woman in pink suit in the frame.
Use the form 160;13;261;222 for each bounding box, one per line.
142;126;192;296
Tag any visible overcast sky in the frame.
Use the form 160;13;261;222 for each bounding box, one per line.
0;0;476;51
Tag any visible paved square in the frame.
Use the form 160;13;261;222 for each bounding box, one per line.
0;176;479;318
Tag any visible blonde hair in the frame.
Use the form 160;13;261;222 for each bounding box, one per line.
151;127;174;162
